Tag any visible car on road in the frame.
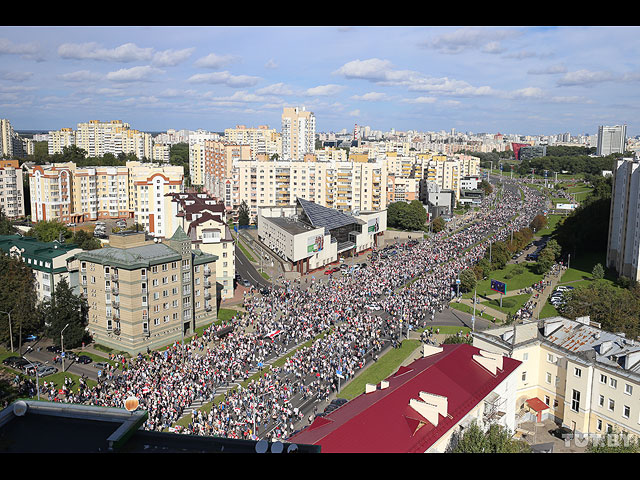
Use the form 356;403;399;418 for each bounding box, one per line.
76;355;92;364
3;356;28;368
94;362;109;370
241;278;251;287
330;398;348;406
46;345;62;353
24;334;38;342
365;304;381;311
36;365;58;377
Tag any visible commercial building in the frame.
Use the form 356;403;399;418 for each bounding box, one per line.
289;343;521;453
257;198;386;274
73;228;217;355
597;125;627;157
0;235;82;303
473;316;640;440
606;157;640;281
0;160;25;218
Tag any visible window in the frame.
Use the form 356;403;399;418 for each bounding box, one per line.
608;399;615;411
600;374;607;384
597;419;603;431
599;395;604;407
574;367;582;378
571;390;580;412
610;378;618;389
546;372;552;384
547;353;554;363
521;371;527;382
624;405;630;419
625;384;633;396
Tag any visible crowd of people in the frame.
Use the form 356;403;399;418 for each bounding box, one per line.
46;180;547;441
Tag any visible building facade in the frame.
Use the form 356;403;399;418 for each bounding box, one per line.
281;106;315;161
597;125;627;157
0;160;25;218
473;317;640;441
74;229;217;355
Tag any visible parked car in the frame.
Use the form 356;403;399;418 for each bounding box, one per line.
550;426;573;440
241;278;251;287
330;398;348;406
24;334;38;342
46;345;62;353
3;356;28;368
76;355;92;364
94;362;109;370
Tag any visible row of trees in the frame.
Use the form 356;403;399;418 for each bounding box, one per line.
0;252;89;351
25;220;102;250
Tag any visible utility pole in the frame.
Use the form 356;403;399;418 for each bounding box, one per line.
61;323;69;373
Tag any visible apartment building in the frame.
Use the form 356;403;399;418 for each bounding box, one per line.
74;229;217;355
473;316;640;440
0;235;82;303
281;106;315;161
597;125;627;157
0;160;24;218
50;120;153;160
202;140;252;200
27;161;184;230
232;158;387;220
188;130;221;186
607;157;640;281
167;192;235;300
0;119;33;158
224;125;280;160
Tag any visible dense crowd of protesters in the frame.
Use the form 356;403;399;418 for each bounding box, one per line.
43;181;546;441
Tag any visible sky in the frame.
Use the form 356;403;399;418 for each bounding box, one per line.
1;25;639;137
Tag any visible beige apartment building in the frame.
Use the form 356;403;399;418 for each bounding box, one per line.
0;160;24;218
231;158;387;220
167;192;235;300
473;316;640;440
223;125;281;160
281;106;315;161
74;228;217;355
28;161;184;229
49;120;153;160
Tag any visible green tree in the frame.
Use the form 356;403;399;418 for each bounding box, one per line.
69;229;102;250
431;216;445;233
27;220;71;243
0;207;16;235
238;200;250;226
40;278;88;349
451;422;530;453
459;268;477;293
0;253;40;346
592;263;605;280
586;429;640;453
529;214;548;233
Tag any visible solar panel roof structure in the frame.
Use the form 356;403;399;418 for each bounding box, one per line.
296;197;363;235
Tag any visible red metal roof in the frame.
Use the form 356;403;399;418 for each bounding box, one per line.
288;344;521;453
525;397;549;412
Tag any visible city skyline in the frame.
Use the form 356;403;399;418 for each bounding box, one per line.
1;25;639;136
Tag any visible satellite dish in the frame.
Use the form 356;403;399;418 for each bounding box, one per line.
124;396;139;412
13;401;28;416
255;439;268;454
271;441;283;454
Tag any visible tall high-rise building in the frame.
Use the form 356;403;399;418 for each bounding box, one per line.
281;106;316;161
607;157;640;281
597;125;627;156
0;160;25;218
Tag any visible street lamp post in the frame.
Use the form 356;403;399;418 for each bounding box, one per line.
61;323;69;373
1;310;13;353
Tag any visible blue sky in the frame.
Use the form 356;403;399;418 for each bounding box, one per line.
1;25;639;136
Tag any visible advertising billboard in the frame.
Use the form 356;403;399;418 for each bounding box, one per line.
491;279;507;295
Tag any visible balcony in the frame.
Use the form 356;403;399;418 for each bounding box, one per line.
203;267;212;276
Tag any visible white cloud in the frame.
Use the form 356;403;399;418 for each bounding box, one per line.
59;70;102;82
264;59;278;69
256;83;294;95
188;71;260;88
152;48;195;67
528;64;567;75
403;96;437;104
0;37;43;61
58;42;154;62
422;28;519;55
1;71;33;82
194;53;237;69
557;69;615;86
106;66;164;82
305;84;345;96
351;92;386;101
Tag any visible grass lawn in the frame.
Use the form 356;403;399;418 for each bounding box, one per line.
560;251;617;286
339;339;421;400
217;308;243;322
536;214;565;237
480;293;531;316
237;239;256;262
462;263;543;298
539;301;561;319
